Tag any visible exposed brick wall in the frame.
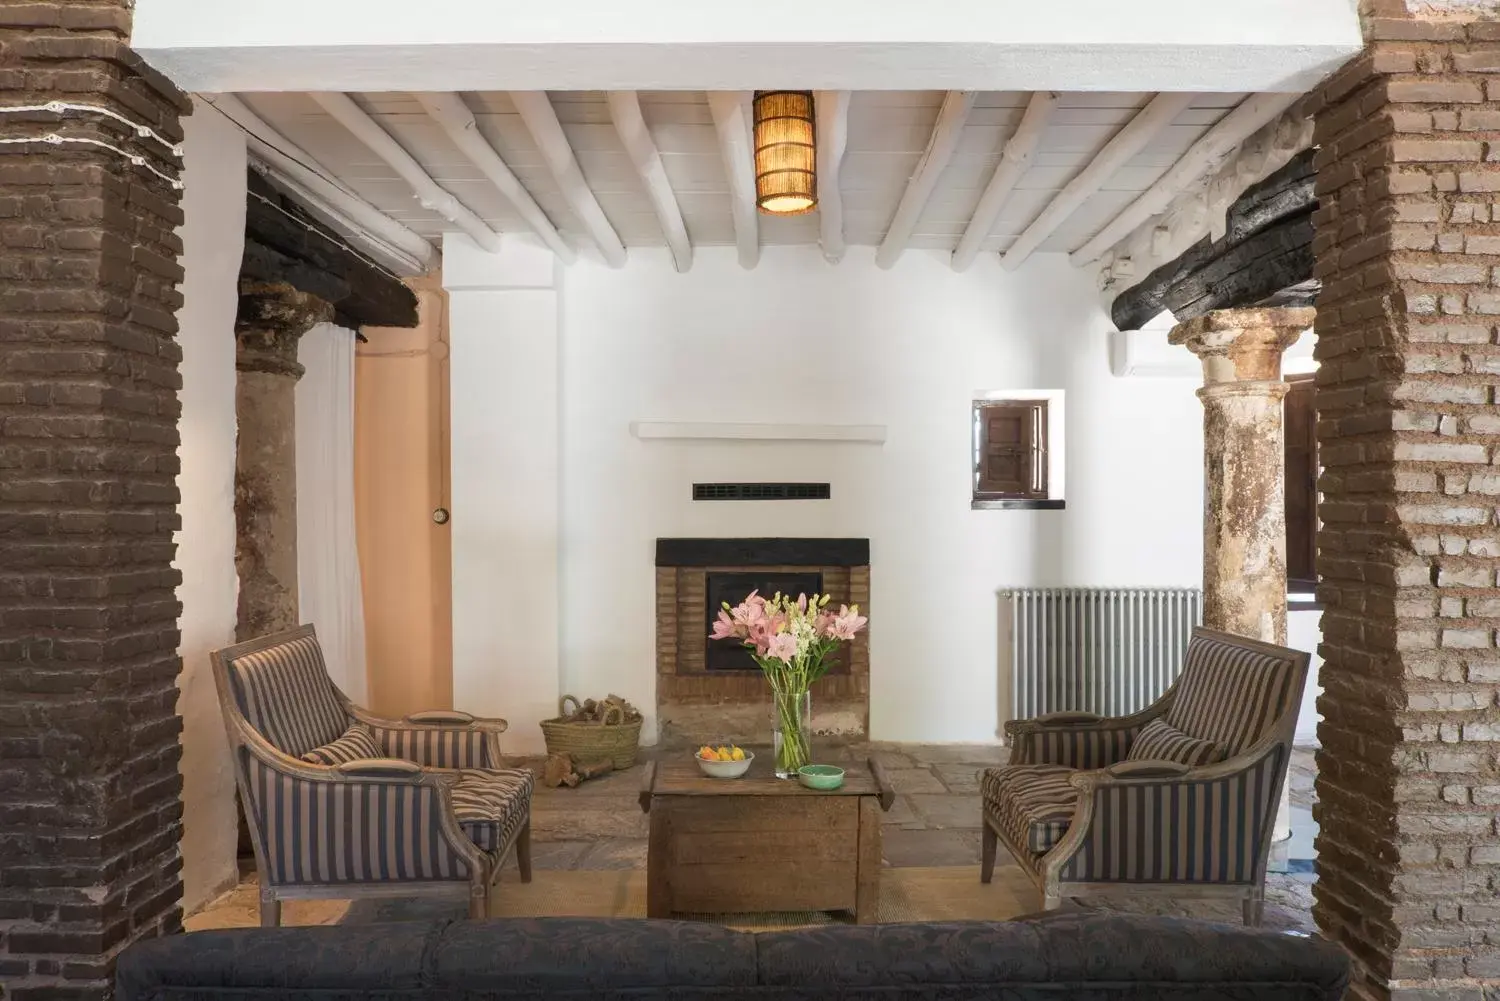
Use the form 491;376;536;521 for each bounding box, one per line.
1310;18;1500;1001
0;3;191;997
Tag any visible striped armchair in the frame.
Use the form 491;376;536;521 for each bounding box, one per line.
211;625;534;926
980;627;1310;926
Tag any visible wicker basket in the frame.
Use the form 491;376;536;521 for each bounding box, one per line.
540;695;643;770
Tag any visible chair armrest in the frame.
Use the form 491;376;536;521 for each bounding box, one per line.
1096;760;1192;781
334;758;424;778
405;709;476;724
1033;711;1104;725
1005;717;1143;769
1049;746;1288;885
348;706;509;769
352;706;509;733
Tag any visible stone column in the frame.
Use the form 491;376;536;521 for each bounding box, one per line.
1171;307;1313;646
234;281;333;641
1311;16;1500;1000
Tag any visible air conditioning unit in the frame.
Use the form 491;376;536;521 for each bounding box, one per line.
1107;328;1199;379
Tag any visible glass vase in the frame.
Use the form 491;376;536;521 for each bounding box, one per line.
771;688;812;779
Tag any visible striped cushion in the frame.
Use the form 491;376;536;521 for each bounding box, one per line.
981;764;1078;855
1010;724;1135;770
301;724;381;766
228;633;350;758
1126;718;1226;767
452;768;534;854
375;726;491;769
1165;633;1299;755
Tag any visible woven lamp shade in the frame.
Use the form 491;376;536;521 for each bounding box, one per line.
753;91;817;215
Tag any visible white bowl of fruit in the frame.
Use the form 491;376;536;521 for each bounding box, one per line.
695;743;753;778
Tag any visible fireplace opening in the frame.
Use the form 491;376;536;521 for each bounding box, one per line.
704;571;823;672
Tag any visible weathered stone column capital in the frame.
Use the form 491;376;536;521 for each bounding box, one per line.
1169;306;1315;384
235;281;335;379
1196;380;1293;406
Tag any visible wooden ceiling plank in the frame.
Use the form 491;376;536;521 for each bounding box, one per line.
417;92;575;262
875;90;977;270
952;91;1059;272
815;90;851;264
311;91;503;252
607;91;692;272
1069;91;1304;266
706;91;760;270
510;90;629;267
1000;91;1195;270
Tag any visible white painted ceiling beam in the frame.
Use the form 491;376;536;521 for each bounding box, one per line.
606;91;691;272
706;91;759;271
1069;90;1305;266
134;0;1363;94
815;90;850;264
952;90;1058;273
510;91;628;268
205;94;439;273
311;91;502;253
1001;92;1195;270
877;90;977;270
416;92;575;264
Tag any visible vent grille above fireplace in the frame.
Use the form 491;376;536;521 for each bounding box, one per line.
693;482;831;501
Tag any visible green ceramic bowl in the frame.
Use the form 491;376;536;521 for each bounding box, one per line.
797;764;846;790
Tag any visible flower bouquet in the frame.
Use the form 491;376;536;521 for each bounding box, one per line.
710;591;868;778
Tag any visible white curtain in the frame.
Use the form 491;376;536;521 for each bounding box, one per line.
296;322;370;704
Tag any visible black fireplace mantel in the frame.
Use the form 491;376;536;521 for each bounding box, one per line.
655;538;869;568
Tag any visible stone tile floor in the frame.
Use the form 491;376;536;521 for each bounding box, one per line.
511;742;1319;931
517;742;1007;875
193;743;1321;931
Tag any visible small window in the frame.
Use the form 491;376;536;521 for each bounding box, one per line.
973;397;1063;509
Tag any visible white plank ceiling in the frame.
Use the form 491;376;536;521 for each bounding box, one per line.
238;89;1246;263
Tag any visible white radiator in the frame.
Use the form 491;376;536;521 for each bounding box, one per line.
999;588;1204;725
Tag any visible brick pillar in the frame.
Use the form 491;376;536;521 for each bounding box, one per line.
0;3;191;997
233;282;332;642
1311;18;1500;1000
1170;307;1313;645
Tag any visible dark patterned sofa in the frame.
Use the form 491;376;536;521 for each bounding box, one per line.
117;913;1349;1001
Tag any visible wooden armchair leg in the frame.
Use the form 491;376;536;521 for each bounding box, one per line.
1243;888;1265;927
258;896;281;928
469;882;488;920
980;821;997;884
516;821;533;884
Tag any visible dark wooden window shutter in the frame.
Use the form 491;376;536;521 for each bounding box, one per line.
975;401;1048;500
1284;375;1317;589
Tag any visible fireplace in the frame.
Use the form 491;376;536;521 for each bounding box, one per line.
655;538;869;746
704;570;824;671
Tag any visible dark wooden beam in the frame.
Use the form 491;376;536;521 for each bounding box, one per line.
241;170;419;330
1111;148;1317;331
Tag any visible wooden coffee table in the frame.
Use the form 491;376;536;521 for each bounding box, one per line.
638;754;894;923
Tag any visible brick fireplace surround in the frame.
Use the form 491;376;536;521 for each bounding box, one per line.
655;538;870;747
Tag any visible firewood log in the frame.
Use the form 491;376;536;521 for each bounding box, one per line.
543;752;576;788
574;757;614;781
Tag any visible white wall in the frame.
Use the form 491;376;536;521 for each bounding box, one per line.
172;100;245;913
446;240;562;753
555;246;1204;744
